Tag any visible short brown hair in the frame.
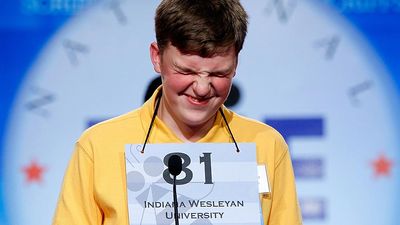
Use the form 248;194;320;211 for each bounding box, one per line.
155;0;248;57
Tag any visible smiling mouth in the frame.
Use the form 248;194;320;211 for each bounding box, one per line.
186;95;212;105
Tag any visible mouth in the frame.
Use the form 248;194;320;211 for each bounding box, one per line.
186;95;212;106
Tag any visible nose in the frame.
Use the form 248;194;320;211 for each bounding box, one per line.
193;75;211;97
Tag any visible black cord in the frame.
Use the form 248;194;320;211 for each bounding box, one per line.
141;90;162;154
219;108;240;153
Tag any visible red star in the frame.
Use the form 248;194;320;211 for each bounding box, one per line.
22;160;46;183
371;154;393;177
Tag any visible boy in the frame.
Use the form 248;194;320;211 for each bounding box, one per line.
53;0;302;224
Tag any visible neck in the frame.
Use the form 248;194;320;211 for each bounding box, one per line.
158;98;216;142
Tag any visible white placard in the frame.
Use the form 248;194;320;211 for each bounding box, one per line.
125;143;262;225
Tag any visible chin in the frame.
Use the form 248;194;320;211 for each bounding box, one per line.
181;114;215;128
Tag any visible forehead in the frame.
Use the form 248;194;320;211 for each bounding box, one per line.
162;44;238;71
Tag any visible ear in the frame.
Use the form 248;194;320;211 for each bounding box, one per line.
150;42;162;73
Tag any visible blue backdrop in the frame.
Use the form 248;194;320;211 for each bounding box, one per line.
1;0;400;224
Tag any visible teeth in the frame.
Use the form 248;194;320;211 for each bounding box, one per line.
190;96;204;102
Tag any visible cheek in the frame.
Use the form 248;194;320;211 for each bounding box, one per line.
213;79;233;96
164;74;193;91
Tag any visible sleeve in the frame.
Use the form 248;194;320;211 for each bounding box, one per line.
52;142;103;225
267;142;303;225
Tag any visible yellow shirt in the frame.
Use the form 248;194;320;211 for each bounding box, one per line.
53;89;302;225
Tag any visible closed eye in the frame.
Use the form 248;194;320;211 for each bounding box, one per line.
177;71;195;75
210;71;234;78
212;73;229;78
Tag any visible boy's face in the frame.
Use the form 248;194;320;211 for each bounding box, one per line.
150;42;237;129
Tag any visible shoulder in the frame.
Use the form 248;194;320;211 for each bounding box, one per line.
230;111;286;143
77;108;143;146
227;110;289;163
